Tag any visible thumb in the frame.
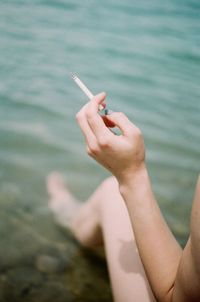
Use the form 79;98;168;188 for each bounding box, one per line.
91;92;107;111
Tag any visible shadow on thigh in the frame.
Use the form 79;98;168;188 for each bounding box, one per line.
98;177;156;302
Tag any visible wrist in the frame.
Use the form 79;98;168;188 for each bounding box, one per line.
118;165;149;197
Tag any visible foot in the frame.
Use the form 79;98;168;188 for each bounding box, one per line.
47;172;80;228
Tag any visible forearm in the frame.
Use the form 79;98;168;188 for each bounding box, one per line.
171;176;200;301
190;175;200;273
119;167;182;302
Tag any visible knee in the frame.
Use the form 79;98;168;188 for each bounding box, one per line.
94;176;123;219
101;176;119;192
100;177;122;204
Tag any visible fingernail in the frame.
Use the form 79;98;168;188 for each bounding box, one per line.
98;104;104;111
98;101;107;111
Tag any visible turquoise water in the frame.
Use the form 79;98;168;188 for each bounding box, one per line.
0;0;200;251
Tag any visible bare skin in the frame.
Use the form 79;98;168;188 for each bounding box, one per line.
48;92;200;302
47;173;156;301
47;172;80;229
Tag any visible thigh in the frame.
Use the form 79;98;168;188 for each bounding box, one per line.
99;177;156;302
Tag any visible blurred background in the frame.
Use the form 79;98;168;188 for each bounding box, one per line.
0;0;200;301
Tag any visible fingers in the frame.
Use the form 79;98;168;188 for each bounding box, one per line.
76;92;114;154
85;92;113;139
105;112;141;137
76;93;141;155
76;104;97;148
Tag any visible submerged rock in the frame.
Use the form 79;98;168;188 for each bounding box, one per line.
35;254;65;274
0;192;112;302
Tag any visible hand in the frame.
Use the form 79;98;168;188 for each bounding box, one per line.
76;92;146;183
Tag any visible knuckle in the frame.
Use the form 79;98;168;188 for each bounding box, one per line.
98;135;110;148
90;146;99;155
135;127;142;137
86;146;93;156
85;110;93;120
76;111;84;122
127;125;135;135
128;126;142;139
128;130;135;139
87;144;99;156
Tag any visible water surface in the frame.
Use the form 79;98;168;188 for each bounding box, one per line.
0;0;200;299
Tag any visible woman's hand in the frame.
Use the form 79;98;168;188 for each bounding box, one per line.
76;92;146;184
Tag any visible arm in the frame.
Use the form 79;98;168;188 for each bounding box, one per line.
123;172;200;302
119;168;182;302
76;93;199;301
171;176;200;302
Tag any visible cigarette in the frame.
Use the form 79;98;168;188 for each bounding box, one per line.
70;73;104;111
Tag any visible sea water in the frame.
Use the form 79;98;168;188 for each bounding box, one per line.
0;0;200;260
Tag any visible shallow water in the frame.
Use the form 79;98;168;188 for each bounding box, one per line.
0;0;200;300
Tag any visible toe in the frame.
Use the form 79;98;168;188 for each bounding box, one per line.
47;171;66;197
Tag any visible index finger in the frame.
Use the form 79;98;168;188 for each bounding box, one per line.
86;92;113;139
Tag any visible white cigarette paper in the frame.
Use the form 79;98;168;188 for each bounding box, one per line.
71;73;104;111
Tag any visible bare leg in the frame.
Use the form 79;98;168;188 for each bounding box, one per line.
47;174;156;302
47;172;81;228
47;172;103;246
